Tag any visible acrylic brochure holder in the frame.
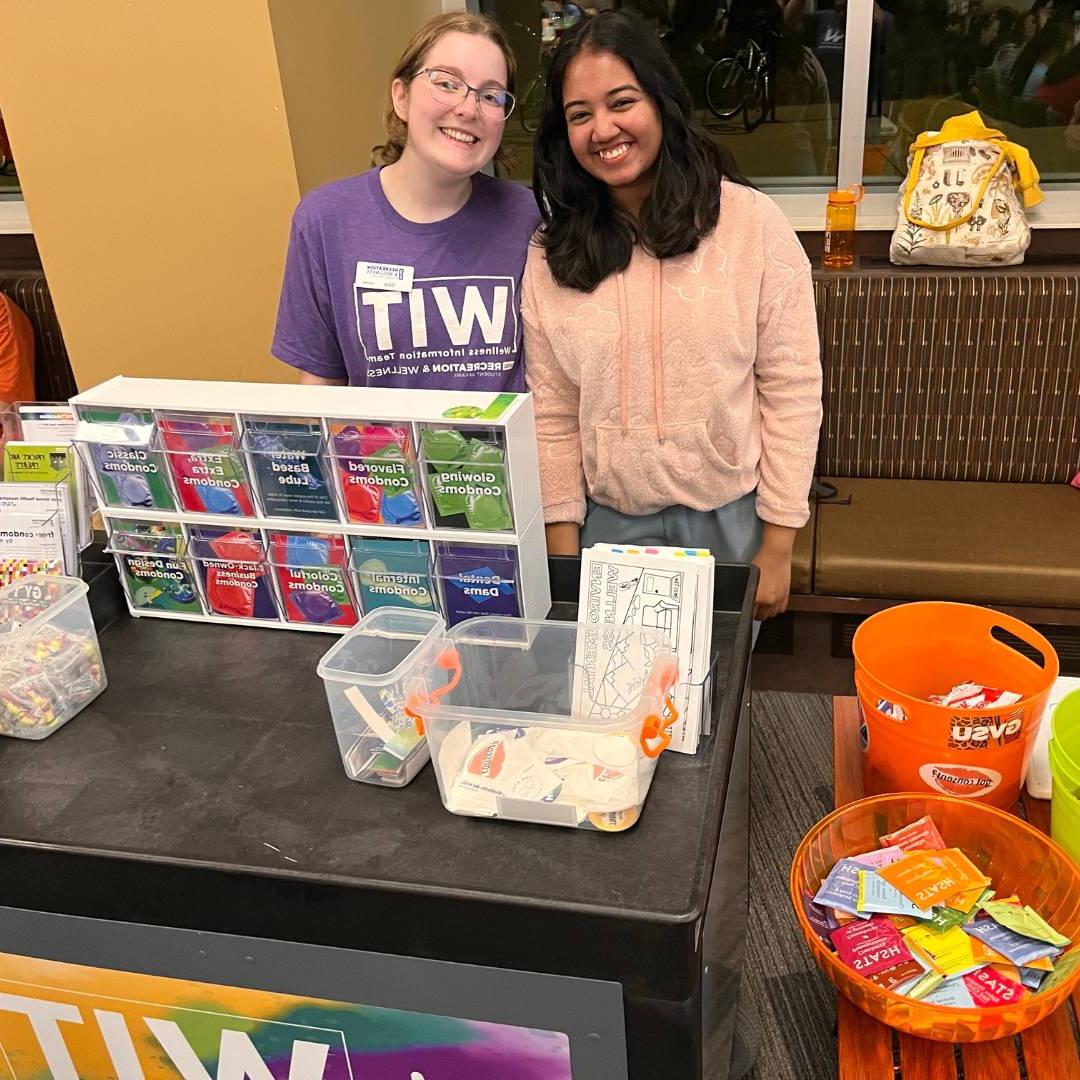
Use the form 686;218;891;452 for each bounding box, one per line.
9;400;94;553
0;508;68;587
69;377;550;634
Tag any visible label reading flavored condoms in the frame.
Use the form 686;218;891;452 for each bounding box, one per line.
918;762;1002;798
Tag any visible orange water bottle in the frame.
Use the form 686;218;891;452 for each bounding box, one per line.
823;185;864;269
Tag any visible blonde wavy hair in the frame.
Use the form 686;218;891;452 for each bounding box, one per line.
373;12;517;172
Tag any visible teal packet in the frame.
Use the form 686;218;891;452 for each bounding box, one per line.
350;538;437;613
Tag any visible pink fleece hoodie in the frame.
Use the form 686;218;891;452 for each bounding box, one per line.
522;181;822;528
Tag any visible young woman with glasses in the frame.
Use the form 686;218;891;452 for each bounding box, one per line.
273;13;538;391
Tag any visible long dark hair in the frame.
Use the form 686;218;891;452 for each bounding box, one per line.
532;11;748;293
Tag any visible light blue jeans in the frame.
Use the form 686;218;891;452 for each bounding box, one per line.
581;490;763;645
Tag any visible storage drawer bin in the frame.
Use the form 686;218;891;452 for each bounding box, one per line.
318;608;445;786
408;617;678;831
0;575;107;739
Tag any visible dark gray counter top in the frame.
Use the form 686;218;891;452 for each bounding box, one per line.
0;559;754;1000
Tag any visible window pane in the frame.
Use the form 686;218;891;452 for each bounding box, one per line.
484;1;839;188
866;0;1080;190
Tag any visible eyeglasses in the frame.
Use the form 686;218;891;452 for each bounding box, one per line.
416;67;516;121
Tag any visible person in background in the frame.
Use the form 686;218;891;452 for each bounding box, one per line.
956;12;1003;95
785;0;893;115
990;5;1033;102
1065;98;1080;147
0;293;35;456
1035;41;1080;120
272;13;538;391
1010;8;1072;101
523;11;822;626
723;0;831;175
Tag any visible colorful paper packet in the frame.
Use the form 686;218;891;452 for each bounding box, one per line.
962;918;1060;967
830;917;915;976
801;893;839;948
979;901;1072;949
963;965;1027;1007
922;978;976;1008
857;871;926;918
902;924;1007;977
814;858;871;918
878;848;989;911
851;845;906;869
867;958;925;992
878;815;946;852
1039;948;1080;995
945;884;988;913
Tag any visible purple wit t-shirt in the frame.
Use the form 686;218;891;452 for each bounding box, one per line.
272;168;540;391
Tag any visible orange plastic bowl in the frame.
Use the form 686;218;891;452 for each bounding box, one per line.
790;793;1080;1041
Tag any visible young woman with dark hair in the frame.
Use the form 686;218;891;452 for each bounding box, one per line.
523;10;821;622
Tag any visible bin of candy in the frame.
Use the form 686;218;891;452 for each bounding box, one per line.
790;793;1080;1041
317;608;445;786
407;617;680;832
0;575;107;739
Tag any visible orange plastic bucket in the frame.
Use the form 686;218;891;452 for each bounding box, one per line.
853;602;1058;809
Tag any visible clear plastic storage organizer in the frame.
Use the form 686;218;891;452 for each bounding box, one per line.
0;575;107;739
318;608;446;786
407;618;679;832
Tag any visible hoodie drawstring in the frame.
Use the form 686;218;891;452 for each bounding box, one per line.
616;270;630;435
652;260;665;443
615;260;666;443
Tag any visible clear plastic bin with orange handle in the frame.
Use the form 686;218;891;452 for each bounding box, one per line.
790;793;1080;1041
406;617;680;832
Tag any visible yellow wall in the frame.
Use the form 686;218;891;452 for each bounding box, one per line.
270;0;444;195
0;0;443;389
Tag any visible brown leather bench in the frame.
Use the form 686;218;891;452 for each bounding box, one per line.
791;504;815;595
815;478;1080;610
785;268;1080;624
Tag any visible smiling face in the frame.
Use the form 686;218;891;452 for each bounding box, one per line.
562;49;662;211
392;30;509;180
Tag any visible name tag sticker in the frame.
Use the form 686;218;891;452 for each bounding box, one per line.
355;261;415;292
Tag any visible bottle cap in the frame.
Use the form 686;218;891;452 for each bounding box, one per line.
828;184;865;206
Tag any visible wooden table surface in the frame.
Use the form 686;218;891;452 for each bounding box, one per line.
832;696;1080;1080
